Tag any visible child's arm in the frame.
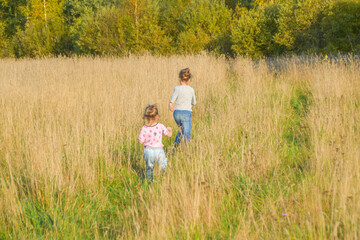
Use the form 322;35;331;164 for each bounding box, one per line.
166;127;172;137
169;102;175;112
169;87;178;112
191;89;197;106
138;127;145;145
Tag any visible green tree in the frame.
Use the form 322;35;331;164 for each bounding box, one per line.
225;0;253;10
0;0;27;36
63;0;121;24
11;0;69;57
321;0;360;54
120;0;171;54
0;20;9;56
157;0;192;54
231;3;281;57
63;0;123;55
174;0;232;54
274;0;330;54
70;6;127;55
68;0;171;56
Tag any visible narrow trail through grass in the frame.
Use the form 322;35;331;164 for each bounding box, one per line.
212;61;315;239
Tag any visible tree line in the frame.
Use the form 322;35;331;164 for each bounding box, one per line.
0;0;359;58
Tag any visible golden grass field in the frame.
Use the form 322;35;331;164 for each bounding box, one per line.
0;55;359;239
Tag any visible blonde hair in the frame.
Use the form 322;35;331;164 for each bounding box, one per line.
143;104;159;122
179;68;191;82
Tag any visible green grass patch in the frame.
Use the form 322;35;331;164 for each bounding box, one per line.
281;85;313;176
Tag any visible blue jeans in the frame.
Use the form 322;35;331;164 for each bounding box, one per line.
173;110;192;147
143;147;167;181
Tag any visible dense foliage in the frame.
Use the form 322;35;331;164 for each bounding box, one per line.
1;0;360;57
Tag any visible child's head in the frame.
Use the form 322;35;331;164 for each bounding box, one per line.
143;104;159;122
179;68;191;82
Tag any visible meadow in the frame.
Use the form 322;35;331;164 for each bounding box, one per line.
0;55;359;239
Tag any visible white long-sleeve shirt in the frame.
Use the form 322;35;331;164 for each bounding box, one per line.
170;85;196;111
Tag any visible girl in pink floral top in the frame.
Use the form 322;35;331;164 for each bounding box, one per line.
139;123;169;148
138;104;172;181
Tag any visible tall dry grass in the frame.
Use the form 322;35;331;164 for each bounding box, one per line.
0;55;359;239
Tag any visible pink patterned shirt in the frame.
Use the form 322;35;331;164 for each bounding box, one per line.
138;123;169;148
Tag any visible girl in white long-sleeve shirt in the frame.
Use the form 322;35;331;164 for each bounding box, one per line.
169;68;196;147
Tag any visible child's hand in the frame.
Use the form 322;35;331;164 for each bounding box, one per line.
166;127;172;137
169;103;175;112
